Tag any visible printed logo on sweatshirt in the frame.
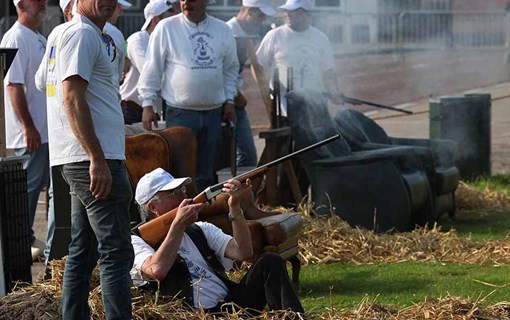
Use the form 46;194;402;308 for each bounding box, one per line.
190;32;217;69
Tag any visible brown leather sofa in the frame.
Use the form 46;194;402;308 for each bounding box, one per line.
124;126;304;285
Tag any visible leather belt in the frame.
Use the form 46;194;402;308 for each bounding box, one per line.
122;100;142;112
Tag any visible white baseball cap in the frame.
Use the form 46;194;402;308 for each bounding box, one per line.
141;0;174;30
135;168;191;205
118;0;132;9
13;0;21;7
278;0;312;11
59;0;71;13
242;0;276;16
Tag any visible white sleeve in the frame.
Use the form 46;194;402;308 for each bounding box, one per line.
58;29;97;83
196;221;234;271
222;28;240;101
138;25;166;108
255;30;275;75
35;54;47;92
131;234;156;272
322;36;335;73
127;35;146;73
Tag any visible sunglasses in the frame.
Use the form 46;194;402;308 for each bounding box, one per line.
160;185;187;199
101;33;117;63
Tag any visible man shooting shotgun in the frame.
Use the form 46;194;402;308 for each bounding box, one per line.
133;133;340;246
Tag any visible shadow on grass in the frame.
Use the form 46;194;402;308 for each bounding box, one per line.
299;269;430;298
438;210;510;241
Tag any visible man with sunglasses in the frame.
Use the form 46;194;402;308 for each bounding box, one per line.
120;0;180;124
256;0;341;116
131;167;304;314
45;0;135;318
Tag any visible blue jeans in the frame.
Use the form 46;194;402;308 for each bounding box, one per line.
166;105;222;192
234;107;257;167
15;143;50;244
44;172;55;264
60;160;134;320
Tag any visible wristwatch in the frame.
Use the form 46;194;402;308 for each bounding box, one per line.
228;209;244;221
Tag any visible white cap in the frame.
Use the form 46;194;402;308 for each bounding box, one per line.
118;0;132;9
278;0;312;11
59;0;71;13
242;0;276;16
141;0;174;30
13;0;21;7
135;168;191;205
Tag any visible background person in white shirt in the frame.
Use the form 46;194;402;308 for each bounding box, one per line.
131;168;304;314
120;0;180;124
1;0;48;259
103;0;132;87
256;0;340;117
138;0;239;192
226;0;276;167
34;0;75;265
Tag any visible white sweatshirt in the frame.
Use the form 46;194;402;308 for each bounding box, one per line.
138;13;239;110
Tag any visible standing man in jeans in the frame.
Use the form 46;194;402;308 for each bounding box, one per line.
46;0;134;318
226;0;276;167
138;0;239;192
1;0;48;260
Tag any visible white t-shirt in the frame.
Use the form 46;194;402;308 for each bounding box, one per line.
1;21;48;148
104;22;126;87
256;25;335;116
226;17;249;91
131;221;233;309
138;13;239;110
46;14;125;166
119;30;162;111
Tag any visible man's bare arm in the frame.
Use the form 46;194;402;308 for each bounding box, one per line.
141;199;205;280
62;75;112;199
6;83;41;152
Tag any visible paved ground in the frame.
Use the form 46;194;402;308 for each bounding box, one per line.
28;49;510;283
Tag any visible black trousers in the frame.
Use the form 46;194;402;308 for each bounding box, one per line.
221;253;304;313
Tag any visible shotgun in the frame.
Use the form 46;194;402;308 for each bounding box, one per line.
133;133;341;247
325;93;413;115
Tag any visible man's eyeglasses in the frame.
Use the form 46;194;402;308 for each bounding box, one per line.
160;185;187;199
101;33;117;63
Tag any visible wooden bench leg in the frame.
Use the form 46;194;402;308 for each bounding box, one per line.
288;255;301;290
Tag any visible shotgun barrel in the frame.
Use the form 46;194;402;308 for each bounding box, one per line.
326;93;413;115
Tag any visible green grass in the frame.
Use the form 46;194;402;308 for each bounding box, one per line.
294;174;510;314
298;263;510;312
469;174;510;194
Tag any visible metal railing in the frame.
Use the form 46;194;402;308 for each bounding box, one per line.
1;10;509;54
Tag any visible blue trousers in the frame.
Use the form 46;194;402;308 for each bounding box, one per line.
15;143;49;244
60;160;134;320
234;107;257;166
166;105;223;193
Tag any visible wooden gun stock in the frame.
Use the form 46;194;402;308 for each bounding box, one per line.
133;134;341;247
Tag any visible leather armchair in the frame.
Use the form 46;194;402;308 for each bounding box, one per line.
124;127;303;285
333;108;460;218
286;90;434;232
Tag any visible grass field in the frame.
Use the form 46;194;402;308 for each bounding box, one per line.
295;174;510;314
